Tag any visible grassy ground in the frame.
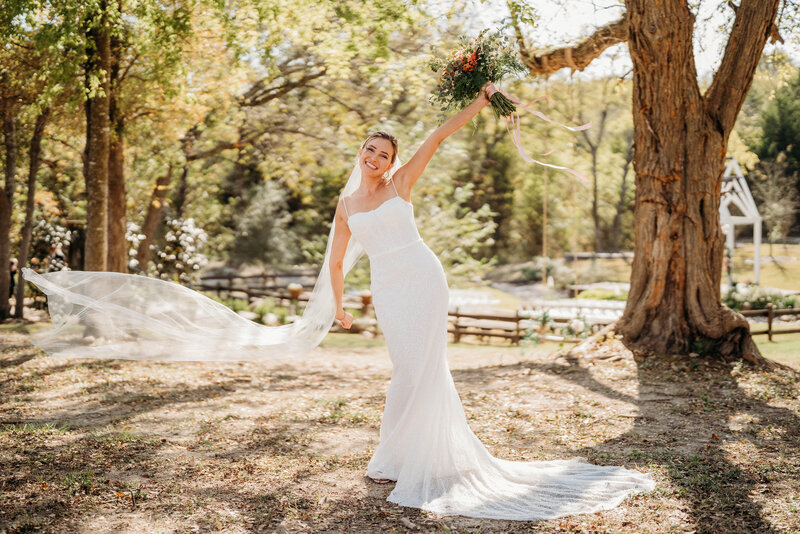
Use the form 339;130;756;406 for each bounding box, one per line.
755;333;800;368
730;243;800;290
1;325;798;534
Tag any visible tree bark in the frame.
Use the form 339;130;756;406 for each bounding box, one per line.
83;3;111;271
106;36;127;273
136;166;172;270
517;18;628;78
0;100;18;319
617;0;779;363
14;108;50;318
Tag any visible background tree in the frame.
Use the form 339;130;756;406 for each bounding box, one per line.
755;66;800;230
751;154;799;255
0;77;20;319
82;0;112;271
0;14;63;319
515;0;795;363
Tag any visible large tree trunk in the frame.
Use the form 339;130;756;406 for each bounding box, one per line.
515;1;780;363
14;109;50;319
83;3;111;271
107;76;127;272
107;120;126;272
0;100;18;320
617;0;779;362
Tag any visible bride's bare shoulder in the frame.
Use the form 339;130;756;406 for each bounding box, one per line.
334;196;350;222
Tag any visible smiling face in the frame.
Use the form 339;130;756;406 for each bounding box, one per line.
358;136;396;179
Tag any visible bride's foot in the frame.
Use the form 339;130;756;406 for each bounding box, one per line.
368;476;394;484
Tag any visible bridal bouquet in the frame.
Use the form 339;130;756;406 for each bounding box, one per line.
429;30;527;119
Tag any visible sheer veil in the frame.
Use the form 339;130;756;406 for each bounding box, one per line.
22;154;402;361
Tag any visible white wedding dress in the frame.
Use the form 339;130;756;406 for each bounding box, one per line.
342;177;655;520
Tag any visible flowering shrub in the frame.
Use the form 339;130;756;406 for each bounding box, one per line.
723;284;797;311
127;218;208;284
30;219;71;272
126;222;145;272
564;317;589;339
153;218;208;284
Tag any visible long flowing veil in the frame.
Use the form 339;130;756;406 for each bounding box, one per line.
22;156;402;361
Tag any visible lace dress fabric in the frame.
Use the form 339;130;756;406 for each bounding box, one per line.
342;178;655;520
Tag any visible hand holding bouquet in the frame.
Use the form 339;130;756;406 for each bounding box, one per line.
429;30;527;120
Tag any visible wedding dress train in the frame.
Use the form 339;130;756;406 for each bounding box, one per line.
342;178;655;520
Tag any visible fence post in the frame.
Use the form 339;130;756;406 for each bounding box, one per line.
515;308;521;345
453;306;461;343
767;303;774;342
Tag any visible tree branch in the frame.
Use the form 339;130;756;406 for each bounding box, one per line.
704;0;781;134
117;51;139;86
517;17;628;78
238;68;327;107
308;84;368;120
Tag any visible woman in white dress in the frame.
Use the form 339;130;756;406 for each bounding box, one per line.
328;83;655;520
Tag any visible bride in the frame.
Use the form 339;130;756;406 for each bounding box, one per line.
328;83;655;519
23;83;654;521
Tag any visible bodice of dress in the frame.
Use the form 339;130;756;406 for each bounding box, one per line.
344;192;422;260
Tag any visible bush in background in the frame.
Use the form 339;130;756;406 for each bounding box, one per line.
723;285;797;311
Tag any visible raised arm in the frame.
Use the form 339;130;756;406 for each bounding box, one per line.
395;83;495;194
329;197;354;329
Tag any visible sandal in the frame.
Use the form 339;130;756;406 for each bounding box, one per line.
368;476;394;484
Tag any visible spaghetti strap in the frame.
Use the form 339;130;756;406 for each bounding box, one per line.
389;176;399;197
341;195;350;218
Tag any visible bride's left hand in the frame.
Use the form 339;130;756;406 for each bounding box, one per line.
337;311;354;329
482;82;498;101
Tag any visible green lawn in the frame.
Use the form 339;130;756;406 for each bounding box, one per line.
755;332;800;368
730;242;800;290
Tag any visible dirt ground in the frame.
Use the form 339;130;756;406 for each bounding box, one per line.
1;323;799;534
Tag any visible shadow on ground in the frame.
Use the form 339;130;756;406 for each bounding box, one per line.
2;328;798;533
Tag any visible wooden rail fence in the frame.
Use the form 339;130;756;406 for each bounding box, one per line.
741;305;800;341
196;274;800;344
447;306;615;345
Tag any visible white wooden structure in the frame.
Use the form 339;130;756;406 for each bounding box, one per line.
720;157;761;284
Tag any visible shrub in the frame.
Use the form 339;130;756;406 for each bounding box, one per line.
577;288;628;301
30;219;71;272
150;218;208;284
723;285;797;311
520;256;574;288
251;298;278;322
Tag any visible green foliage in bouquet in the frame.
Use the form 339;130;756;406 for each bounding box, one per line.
429;30;527;120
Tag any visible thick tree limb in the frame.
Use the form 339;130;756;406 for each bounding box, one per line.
185;136;261;162
517;17;628;78
704;0;781;134
238;68;326;107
